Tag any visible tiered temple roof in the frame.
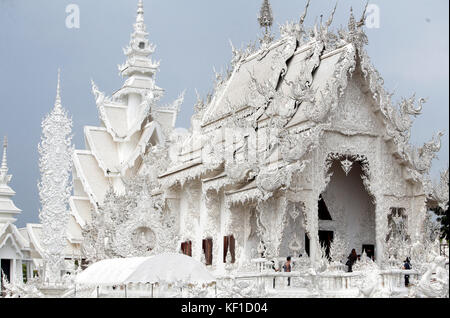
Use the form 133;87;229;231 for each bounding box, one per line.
68;0;183;246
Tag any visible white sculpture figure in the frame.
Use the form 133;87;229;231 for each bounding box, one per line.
354;250;377;272
38;70;73;284
257;241;266;258
200;250;206;265
410;256;449;298
140;231;146;245
357;270;391;298
289;233;302;257
340;158;353;176
1;273;44;298
317;244;329;273
329;232;348;269
225;251;234;271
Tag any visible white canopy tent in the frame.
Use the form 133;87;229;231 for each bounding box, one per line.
75;253;216;297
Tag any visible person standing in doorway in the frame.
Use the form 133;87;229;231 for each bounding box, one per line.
403;257;412;287
346;249;358;272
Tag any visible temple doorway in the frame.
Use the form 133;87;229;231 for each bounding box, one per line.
319;230;334;259
320;157;376;257
1;259;11;292
305;234;310;257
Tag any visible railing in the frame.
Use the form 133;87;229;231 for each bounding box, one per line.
72;283;160;298
216;267;422;295
316;272;362;290
379;269;420;290
251;257;310;272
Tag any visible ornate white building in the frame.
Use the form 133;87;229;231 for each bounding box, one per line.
72;0;447;280
0;137;36;290
152;1;446;272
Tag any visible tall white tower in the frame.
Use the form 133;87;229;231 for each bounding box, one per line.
0;137;22;224
68;0;183;256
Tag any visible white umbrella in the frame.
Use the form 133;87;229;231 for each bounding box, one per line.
76;253;215;287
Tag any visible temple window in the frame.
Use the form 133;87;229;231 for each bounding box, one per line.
139;42;145;49
202;238;213;266
181;240;192;257
223;235;236;263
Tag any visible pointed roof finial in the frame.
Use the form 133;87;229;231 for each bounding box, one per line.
300;0;311;25
54;68;62;109
135;0;146;32
1;136;7;171
348;7;356;32
358;1;369;27
258;0;274;34
325;2;338;28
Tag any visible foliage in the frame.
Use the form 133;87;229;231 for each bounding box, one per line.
431;204;449;242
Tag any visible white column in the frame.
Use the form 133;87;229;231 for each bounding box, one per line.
26;261;31;280
219;194;230;273
11;259;16;284
306;198;320;268
16;259;22;284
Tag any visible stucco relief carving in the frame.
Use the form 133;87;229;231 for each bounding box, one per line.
182;182;201;252
254;195;289;259
203;189;221;239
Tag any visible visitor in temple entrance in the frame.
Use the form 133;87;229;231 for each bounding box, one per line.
346;249;358;272
403;257;412;287
283;256;292;286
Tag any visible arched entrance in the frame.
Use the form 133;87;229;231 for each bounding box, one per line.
320;156;376;259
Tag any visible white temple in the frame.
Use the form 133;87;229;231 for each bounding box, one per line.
74;0;449;270
0;137;36;290
69;1;448;298
150;1;446;271
1;0;448;298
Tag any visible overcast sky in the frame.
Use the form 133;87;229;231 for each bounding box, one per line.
0;0;448;228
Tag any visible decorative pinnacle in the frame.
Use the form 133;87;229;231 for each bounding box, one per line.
55;68;62;108
325;2;338;28
135;0;145;31
258;0;274;34
358;1;369;27
299;0;311;25
1;136;7;171
348;7;356;32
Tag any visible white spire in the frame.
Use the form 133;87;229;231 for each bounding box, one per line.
119;0;159;78
299;0;310;26
0;135;21;223
258;0;274;46
135;0;146;33
54;68;62;110
1;136;7;171
258;0;273;34
0;135;12;189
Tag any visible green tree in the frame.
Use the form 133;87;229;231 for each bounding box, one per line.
432;203;449;242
